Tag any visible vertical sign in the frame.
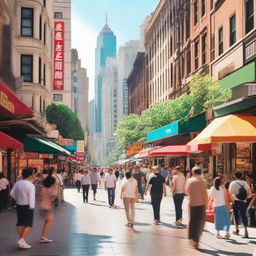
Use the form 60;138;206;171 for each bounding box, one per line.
53;21;64;90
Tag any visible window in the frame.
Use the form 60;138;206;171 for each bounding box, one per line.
43;64;46;86
186;9;190;39
43;0;46;7
211;34;215;61
43;23;46;45
39;15;42;40
38;57;42;84
187;47;191;75
53;94;63;101
194;40;199;70
21;8;33;37
218;27;223;55
210;0;214;10
245;0;254;34
194;1;198;26
21;55;33;82
40;96;42;113
230;14;236;46
54;12;63;19
202;34;207;65
202;0;206;17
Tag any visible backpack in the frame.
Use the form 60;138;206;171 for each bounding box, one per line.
236;182;247;201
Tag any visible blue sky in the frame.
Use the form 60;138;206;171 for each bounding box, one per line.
71;0;159;99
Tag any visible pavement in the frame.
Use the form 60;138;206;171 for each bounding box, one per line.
0;181;255;256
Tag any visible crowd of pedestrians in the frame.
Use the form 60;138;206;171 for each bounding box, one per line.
0;163;255;250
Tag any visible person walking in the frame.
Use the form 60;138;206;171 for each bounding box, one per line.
89;168;101;200
133;166;143;200
160;164;168;179
81;170;90;203
209;177;230;239
185;166;208;249
49;168;61;207
229;172;251;238
0;173;10;212
10;168;35;249
121;172;138;227
104;168;117;207
145;167;166;225
39;175;56;243
171;166;186;226
57;169;64;203
74;170;83;193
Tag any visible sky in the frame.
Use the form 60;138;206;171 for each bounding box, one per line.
71;0;160;100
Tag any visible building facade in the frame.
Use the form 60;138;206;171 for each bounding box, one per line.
71;48;89;132
127;52;149;115
52;0;72;109
102;58;118;163
117;40;144;121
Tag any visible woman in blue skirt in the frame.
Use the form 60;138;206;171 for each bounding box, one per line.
209;177;231;238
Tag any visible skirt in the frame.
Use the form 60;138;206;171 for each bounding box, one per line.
214;205;230;231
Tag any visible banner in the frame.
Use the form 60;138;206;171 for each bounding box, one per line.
77;140;85;153
126;143;143;157
53;21;64;90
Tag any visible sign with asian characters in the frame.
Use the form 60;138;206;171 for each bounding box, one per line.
0;91;15;113
77;140;85;153
53;21;64;90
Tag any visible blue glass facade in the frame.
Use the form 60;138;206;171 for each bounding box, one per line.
94;24;116;133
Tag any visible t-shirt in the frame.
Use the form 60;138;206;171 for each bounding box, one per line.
81;174;90;185
89;172;101;185
185;177;207;206
229;180;250;202
160;169;169;179
209;186;226;207
172;174;185;194
122;177;138;199
149;173;165;196
104;174;117;188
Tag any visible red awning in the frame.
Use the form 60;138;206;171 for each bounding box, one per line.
0;80;33;115
0;132;23;150
187;143;212;153
149;145;188;156
134;147;160;158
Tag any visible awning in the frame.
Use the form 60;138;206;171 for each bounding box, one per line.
187;143;212;153
0;132;23;150
134;147;160;158
149;145;188;156
0;80;33;116
23;137;70;155
63;145;76;152
188;115;256;145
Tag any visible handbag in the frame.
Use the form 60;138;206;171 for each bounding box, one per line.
206;200;214;223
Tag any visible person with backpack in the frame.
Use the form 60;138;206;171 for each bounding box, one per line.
229;172;252;238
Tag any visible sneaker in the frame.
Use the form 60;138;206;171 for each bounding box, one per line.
40;237;53;243
18;239;31;249
17;238;24;248
233;230;239;235
154;220;160;225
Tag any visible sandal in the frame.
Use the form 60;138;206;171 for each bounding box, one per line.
40;237;53;243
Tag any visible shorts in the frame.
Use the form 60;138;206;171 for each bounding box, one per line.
40;209;53;219
16;205;34;227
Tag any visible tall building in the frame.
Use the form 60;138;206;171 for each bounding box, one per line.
94;21;116;133
71;49;89;132
102;58;118;164
117;40;144;121
52;0;72;109
88;99;95;136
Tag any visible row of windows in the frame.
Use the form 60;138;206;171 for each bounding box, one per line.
21;54;46;85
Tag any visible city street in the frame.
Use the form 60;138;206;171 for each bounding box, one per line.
0;183;255;256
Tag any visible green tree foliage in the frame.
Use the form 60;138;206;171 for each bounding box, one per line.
46;104;84;140
114;73;231;149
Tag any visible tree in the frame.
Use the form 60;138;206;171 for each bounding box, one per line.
46;104;84;140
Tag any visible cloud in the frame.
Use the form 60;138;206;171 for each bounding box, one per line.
71;17;97;100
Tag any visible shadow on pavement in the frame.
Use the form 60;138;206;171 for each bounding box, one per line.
134;222;151;226
161;222;187;229
198;248;252;256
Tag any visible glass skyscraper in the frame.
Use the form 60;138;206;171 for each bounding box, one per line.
94;23;116;133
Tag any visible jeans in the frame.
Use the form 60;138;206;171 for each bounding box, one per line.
233;200;248;227
173;193;185;221
151;195;162;221
107;188;115;206
82;185;89;202
75;180;81;192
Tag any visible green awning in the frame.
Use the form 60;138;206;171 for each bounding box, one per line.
147;113;205;142
214;96;256;117
23;137;71;155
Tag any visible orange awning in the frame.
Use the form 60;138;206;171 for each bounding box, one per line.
149;145;188;156
188;115;256;145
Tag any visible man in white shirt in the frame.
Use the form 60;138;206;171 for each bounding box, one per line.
104;169;117;207
10;168;35;249
74;170;83;193
229;172;251;238
81;170;91;203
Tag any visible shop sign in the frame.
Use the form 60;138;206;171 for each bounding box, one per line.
126;143;143;156
77;140;85;153
20;152;39;159
59;138;73;146
53;21;64;90
39;154;53;159
76;152;84;161
28;159;44;167
0;91;15;113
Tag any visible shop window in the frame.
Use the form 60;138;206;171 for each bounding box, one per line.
21;54;33;82
218;26;223;55
21;8;33;37
236;143;252;173
245;0;254;34
54;12;63;19
230;14;236;46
